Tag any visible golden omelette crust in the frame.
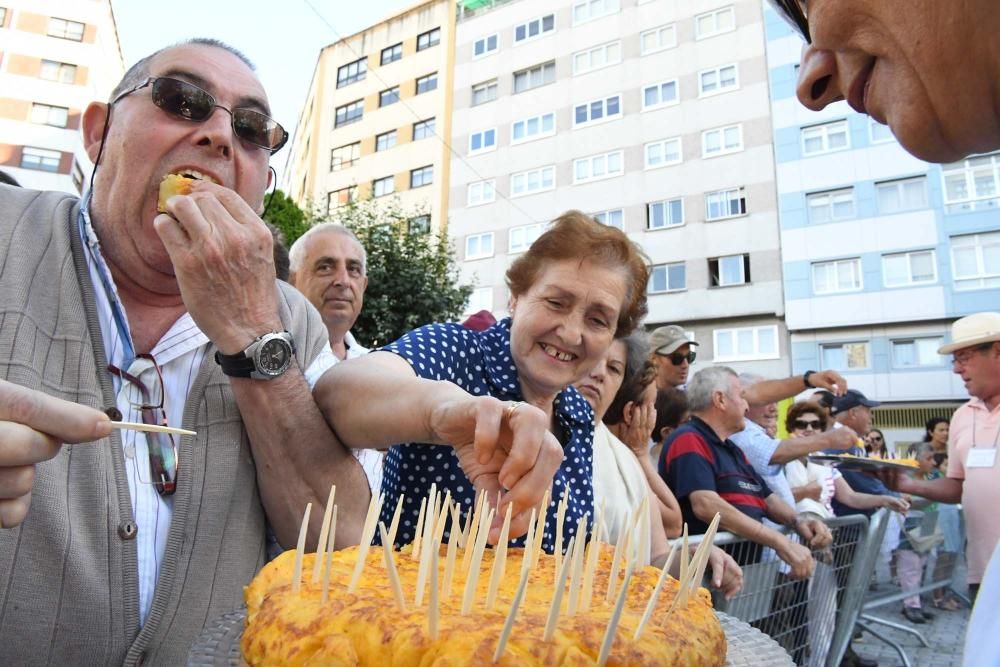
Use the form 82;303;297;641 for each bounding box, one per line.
242;546;725;666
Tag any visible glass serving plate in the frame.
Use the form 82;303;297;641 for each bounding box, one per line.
809;454;920;472
186;607;794;667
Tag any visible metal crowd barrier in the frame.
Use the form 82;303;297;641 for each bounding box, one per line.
693;510;890;667
855;507;968;667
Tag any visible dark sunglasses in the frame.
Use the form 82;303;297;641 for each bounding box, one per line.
112;77;289;153
792;419;822;431
660;350;696;366
767;0;810;42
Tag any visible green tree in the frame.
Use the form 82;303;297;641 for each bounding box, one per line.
262;189;312;246
330;198;474;348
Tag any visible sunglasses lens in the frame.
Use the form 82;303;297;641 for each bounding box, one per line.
233;109;287;151
795;420;819;430
152;78;213;121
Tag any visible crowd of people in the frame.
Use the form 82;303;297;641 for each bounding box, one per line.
1;0;999;664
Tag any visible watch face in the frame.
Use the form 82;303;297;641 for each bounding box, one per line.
258;337;292;374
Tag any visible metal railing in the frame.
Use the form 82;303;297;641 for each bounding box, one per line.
694;511;890;667
856;508;968;667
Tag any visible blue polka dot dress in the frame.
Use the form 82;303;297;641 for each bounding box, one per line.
375;318;595;554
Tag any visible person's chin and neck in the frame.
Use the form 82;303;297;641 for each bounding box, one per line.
323;303;358;361
698;397;745;443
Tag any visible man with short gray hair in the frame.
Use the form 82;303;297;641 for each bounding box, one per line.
289;223;370;360
658;367;818;578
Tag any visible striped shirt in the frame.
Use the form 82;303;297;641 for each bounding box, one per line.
659;415;772;534
79;199;382;625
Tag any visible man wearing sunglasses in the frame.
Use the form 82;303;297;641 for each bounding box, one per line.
0;39;378;664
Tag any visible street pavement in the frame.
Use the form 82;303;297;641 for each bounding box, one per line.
851;561;971;667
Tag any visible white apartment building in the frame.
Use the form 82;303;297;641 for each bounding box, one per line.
284;0;454;233
449;0;789;377
0;0;123;193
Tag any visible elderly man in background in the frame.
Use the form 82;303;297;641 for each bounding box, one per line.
658;366;820;578
0;39;376;664
289;223;370;361
883;313;1000;603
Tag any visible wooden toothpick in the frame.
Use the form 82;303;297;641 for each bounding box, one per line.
460;506;493;615
411;497;427;560
685;513;721;604
291;502;312;593
485;503;513;610
531;487;551;568
321;505;338;602
378;523;406;611
348;493;383;593
580;504;604;612
566;515;587;616
494;539;533;663
312;485;337;582
597;560;634;667
633;540;681;640
543;535;576;641
386;493;405;551
428;528;440;640
443;503;460;599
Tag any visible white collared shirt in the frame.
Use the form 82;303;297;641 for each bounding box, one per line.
343;330;369;360
78;201;381;625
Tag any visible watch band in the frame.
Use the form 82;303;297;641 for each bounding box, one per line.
214;349;256;378
802;370;816;389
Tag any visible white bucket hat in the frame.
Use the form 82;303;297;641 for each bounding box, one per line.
937;312;1000;354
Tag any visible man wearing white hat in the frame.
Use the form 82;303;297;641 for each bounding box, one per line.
884;312;1000;601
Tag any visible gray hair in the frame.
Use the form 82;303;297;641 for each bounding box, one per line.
738;372;765;390
110;38;255;102
913;442;936;459
288;223;367;274
686;366;738;413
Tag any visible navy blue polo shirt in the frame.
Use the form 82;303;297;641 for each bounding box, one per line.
375;318;595;554
658;416;772;534
824;445;892;517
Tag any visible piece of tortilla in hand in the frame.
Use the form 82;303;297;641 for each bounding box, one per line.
157;174;196;213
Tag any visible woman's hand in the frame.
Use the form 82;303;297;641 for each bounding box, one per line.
429;396;564;542
620;400;656;458
705;546;743;599
883;495;910;514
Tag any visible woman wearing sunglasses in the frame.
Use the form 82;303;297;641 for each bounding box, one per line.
783;401;909;667
865;428;888;459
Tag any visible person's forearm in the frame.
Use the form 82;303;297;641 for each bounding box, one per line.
745;376;805;406
835;485;885;511
315;352;467;449
765;495;798;526
232;367;370;549
637;453;683;537
791;485;812;503
771;434;836;464
898;475;963;504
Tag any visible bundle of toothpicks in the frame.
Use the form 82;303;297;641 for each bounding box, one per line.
287;483;721;665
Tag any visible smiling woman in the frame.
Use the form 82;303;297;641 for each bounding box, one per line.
315;211;649;552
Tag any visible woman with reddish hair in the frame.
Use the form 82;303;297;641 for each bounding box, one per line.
317;211;649;551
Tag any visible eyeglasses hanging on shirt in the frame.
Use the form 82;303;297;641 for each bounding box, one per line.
108;353;179;495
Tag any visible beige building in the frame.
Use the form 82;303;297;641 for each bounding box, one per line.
0;0;123;193
284;0;455;233
449;0;789;377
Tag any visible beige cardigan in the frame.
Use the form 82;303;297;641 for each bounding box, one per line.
0;186;329;665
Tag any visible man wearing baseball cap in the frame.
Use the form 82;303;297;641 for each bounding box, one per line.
882;312;1000;603
649;325;699;391
826;389;893;518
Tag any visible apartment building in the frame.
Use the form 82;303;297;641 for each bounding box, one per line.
765;9;1000;444
283;0;454;233
0;0;123;193
449;0;790;377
